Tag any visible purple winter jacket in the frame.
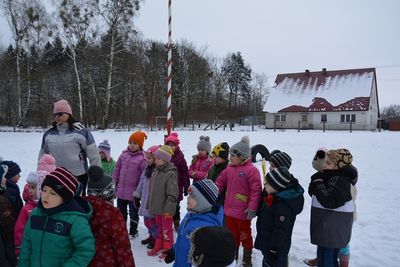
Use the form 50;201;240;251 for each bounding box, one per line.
170;147;190;202
216;159;262;220
113;148;146;201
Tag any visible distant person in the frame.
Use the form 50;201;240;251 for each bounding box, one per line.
308;149;358;267
39;99;101;196
85;166;135;267
19;167;95;266
164;132;190;231
2;161;23;218
188;136;214;181
255;154;304;267
206;142;230;182
113;131;147;237
215;136;262;267
98;139;116;175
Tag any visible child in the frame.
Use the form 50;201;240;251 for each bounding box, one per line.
255;165;305;267
164;179;224;266
0;164;17;266
2;161;23;218
207;142;230;182
188;136;214;181
268;151;292;171
98;140;116;175
147;145;178;258
215;136;262;267
308;149;358;267
189;226;236;267
133;145;160;249
164;132;190;230
113;131;147;237
14;172;40;256
85;165;135;267
36;154;57;200
19;167;95;266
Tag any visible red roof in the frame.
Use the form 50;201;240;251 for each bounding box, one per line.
280;97;370;112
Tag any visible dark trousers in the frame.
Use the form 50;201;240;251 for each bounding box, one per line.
262;253;288;267
317;246;339;267
173;203;180;222
76;173;88;197
117;198;139;235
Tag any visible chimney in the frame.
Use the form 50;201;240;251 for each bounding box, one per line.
322;68;327;75
305;69;310;76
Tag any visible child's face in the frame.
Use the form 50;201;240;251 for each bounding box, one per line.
28;184;37;200
128;142;140;152
187;195;197;210
11;174;21;183
41;185;63;209
146;155;155;165
166;142;176;152
99;151;106;160
154;157;167;166
54;112;69;125
269;162;276;171
229;154;241;166
265;181;277;195
323;157;338;170
198;149;208;157
213;155;226;165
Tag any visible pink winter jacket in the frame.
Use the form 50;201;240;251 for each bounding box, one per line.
216;159;262;220
113;148;146;201
14;199;37;256
188;154;214;181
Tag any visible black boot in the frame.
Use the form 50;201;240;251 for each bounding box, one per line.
141;236;152;245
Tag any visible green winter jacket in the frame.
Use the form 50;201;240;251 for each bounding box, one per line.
101;159;116;176
18;198;95;267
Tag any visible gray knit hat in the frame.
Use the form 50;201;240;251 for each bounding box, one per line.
269;151;292;169
87;166;115;201
197;136;212;154
188;179;219;214
230;136;251;160
265;167;293;191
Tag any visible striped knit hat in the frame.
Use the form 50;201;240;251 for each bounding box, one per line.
42;167;79;203
98;140;112;161
2;161;21;180
269;151;292;169
265;167;293;191
154;145;174;162
188;179;219;213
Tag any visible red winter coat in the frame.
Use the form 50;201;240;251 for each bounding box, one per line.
84;196;135;267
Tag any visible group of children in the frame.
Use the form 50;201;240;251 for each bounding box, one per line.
0;130;358;267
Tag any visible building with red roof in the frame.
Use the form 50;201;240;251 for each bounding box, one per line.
263;68;380;130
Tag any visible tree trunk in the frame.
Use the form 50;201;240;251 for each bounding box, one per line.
103;26;116;129
71;49;83;121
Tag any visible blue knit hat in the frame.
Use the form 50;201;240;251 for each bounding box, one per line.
2;161;21;180
188;179;219;213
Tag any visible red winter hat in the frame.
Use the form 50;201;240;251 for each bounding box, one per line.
42;167;79;203
53;99;72;115
128;131;147;148
165;132;180;146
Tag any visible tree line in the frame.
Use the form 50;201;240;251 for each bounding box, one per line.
0;0;269;129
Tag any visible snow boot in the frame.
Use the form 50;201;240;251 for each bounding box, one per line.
141;236;152;245
303;258;318;266
242;248;252;267
147;238;163;256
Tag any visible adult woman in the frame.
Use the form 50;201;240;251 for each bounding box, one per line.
38;99;101;196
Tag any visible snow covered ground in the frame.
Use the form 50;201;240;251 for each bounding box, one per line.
1;128;399;266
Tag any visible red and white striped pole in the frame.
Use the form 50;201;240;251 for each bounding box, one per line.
166;0;173;135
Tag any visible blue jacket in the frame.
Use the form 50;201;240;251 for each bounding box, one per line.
173;206;224;267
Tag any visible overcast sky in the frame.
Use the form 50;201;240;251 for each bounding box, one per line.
1;0;399;108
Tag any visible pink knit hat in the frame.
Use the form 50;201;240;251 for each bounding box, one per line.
53;99;72;115
146;145;160;157
165;132;180;146
37;154;56;173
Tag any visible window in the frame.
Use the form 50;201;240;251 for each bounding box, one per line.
321;114;327;122
341;114;356;123
275;114;286;122
302;114;307;122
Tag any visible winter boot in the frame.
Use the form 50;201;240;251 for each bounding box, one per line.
303;258;318;266
147;240;155;249
141;236;152;245
242;248;252;267
147;238;163;256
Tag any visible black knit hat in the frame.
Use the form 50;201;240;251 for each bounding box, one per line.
2;161;21;180
269;151;292;169
265;167;293;191
42;167;79;203
212;142;230;161
189;226;236;267
87;166;115;201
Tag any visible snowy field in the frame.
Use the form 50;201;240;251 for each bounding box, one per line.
1;128;400;266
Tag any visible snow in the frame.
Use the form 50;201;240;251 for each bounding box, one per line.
1;128;400;266
264;70;374;113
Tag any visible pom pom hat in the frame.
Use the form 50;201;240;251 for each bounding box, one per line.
53;99;72;115
230;136;251;160
98;140;112;161
197;136;212;154
37;154;57;173
165;132;180;146
42;167;79;203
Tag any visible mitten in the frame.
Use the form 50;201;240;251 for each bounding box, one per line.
245;209;257;219
133;197;141;209
164;248;175;264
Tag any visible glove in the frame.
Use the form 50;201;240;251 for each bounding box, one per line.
245;209;257;220
164;248;175;264
133;197;141;209
267;250;278;264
